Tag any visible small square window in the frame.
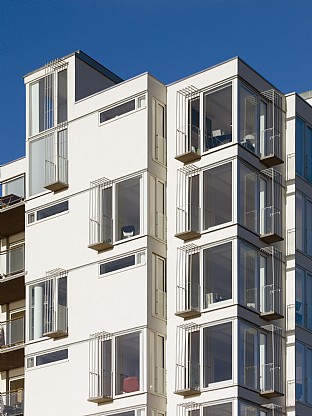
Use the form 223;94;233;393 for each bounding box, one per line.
28;213;35;224
138;95;146;108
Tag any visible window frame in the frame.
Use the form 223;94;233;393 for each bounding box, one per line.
99;94;146;126
99;251;146;277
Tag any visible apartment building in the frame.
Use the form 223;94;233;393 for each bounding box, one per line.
0;50;311;416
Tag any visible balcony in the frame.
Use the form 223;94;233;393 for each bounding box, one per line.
0;245;25;305
175;361;201;396
0;175;25;238
0;316;25;372
176;124;201;164
259;206;283;243
43;128;68;192
260;363;283;398
175;86;201;164
43;304;68;338
88;369;113;403
89;215;113;251
260;128;283;166
0;389;24;416
175;204;200;241
44;155;68;192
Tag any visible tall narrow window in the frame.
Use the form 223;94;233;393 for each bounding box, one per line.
189;98;200;153
203;323;232;385
57;69;68;124
203;163;232;229
153;99;166;165
203;243;232;308
296;192;304;251
29;74;54;136
153;254;166;319
115;332;140;395
117;177;141;241
204;85;232;151
296;118;305;177
240;86;258;154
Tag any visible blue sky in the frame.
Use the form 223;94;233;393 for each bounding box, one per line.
1;0;312;165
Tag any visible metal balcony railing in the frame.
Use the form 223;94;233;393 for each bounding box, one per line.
0;389;23;416
261;284;282;318
176;124;201;164
89;215;113;251
0;317;24;348
0;245;25;279
44;155;68;191
260;363;282;397
175;361;200;396
260;206;282;242
43;304;68;338
260;127;283;166
176;204;200;241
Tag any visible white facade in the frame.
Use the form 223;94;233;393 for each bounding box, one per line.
0;50;312;416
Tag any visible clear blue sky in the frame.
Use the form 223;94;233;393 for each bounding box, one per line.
1;0;312;165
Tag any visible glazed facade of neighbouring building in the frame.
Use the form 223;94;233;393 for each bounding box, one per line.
0;50;311;416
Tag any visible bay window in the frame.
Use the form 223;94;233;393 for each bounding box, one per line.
176;162;232;241
239;163;282;242
89;173;144;251
89;330;143;403
239;322;283;396
175;322;232;395
176;242;232;318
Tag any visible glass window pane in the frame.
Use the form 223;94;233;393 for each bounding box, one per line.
296;342;304;401
36;349;68;366
203;242;232;307
29;136;46;196
30;283;45;340
203;163;232;228
189;98;200;152
204;86;232;151
240;86;257;153
188;253;200;311
57;70;67;124
100;100;135;123
296;267;304;326
37;201;68;221
296;117;305;177
307;200;312;256
203;403;232;416
3;176;25;198
203;323;232;385
296;192;304;251
100;255;136;275
117;177;141;240
306;274;312;331
188;330;200;390
240;242;258;310
239;323;258;389
240;163;258;233
115;332;140;395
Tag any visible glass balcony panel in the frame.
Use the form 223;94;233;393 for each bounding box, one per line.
0;316;25;348
0;389;24;416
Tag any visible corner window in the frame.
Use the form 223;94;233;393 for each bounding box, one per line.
88;330;143;402
176;162;233;241
89;174;144;251
175;322;232;395
176;241;232;318
204;85;232;151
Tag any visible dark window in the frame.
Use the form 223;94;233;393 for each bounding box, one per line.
37;201;68;220
100;100;135;123
100;255;136;275
36;349;68;366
